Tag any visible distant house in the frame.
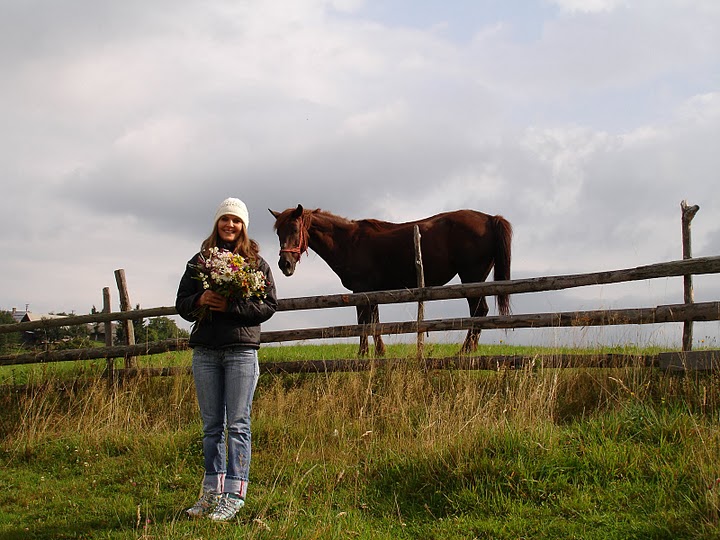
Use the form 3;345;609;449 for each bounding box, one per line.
19;312;67;324
9;309;66;325
89;321;117;344
9;309;116;345
19;312;69;345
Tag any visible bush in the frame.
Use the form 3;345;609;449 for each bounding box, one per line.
0;311;20;353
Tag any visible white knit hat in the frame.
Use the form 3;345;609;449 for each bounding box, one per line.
213;198;249;229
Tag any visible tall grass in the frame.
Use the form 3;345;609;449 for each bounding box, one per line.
1;344;720;538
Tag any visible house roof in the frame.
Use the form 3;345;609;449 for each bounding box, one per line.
20;312;69;323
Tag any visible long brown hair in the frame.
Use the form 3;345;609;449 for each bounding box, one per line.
200;222;260;263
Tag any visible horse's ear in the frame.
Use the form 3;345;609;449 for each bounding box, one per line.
269;209;281;219
291;204;304;218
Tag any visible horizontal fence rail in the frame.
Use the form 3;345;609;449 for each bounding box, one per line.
276;255;720;311
6;350;719;377
0;307;177;335
0;339;187;367
260;301;720;343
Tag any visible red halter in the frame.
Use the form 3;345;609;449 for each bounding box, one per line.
279;213;309;259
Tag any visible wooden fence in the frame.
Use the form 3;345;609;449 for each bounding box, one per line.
1;255;719;374
2;200;718;375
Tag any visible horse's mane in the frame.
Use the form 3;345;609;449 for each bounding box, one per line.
313;210;393;232
315;211;394;232
273;207;355;230
274;206;428;234
311;209;354;226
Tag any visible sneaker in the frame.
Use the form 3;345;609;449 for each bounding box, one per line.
209;493;245;522
186;491;220;519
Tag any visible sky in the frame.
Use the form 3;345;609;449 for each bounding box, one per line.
2;0;719;348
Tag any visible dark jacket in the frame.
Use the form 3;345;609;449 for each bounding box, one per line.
175;252;277;350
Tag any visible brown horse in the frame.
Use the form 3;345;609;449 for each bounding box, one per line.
269;205;512;357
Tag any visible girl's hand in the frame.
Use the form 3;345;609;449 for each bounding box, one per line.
198;290;229;312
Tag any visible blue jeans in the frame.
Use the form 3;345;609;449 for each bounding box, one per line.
192;345;259;499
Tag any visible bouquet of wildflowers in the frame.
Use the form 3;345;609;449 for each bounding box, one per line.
193;247;268;308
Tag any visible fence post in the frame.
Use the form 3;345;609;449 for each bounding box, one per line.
102;287;116;382
114;269;137;368
414;225;425;360
681;200;700;351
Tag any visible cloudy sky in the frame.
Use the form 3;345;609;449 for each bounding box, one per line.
2;0;719;348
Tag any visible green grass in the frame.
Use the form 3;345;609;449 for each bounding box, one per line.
1;344;720;539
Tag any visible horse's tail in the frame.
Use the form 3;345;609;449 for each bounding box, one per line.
491;215;513;316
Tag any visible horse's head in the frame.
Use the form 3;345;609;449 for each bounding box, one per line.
269;204;308;277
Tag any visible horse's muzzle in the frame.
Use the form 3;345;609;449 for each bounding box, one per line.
278;256;296;276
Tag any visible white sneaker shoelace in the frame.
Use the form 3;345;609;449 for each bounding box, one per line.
186;491;220;519
209;493;245;522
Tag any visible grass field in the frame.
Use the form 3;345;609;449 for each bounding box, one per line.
1;343;720;539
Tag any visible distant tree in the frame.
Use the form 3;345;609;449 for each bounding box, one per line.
90;305;103;342
53;312;89;339
0;311;20;352
115;304;146;344
140;317;190;342
45;312;93;350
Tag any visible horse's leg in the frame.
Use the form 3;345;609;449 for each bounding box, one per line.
356;304;370;357
371;304;385;357
461;296;489;353
458;260;493;354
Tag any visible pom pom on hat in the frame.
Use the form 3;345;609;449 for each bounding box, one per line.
214;198;249;229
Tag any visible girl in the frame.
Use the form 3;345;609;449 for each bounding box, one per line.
176;197;277;521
